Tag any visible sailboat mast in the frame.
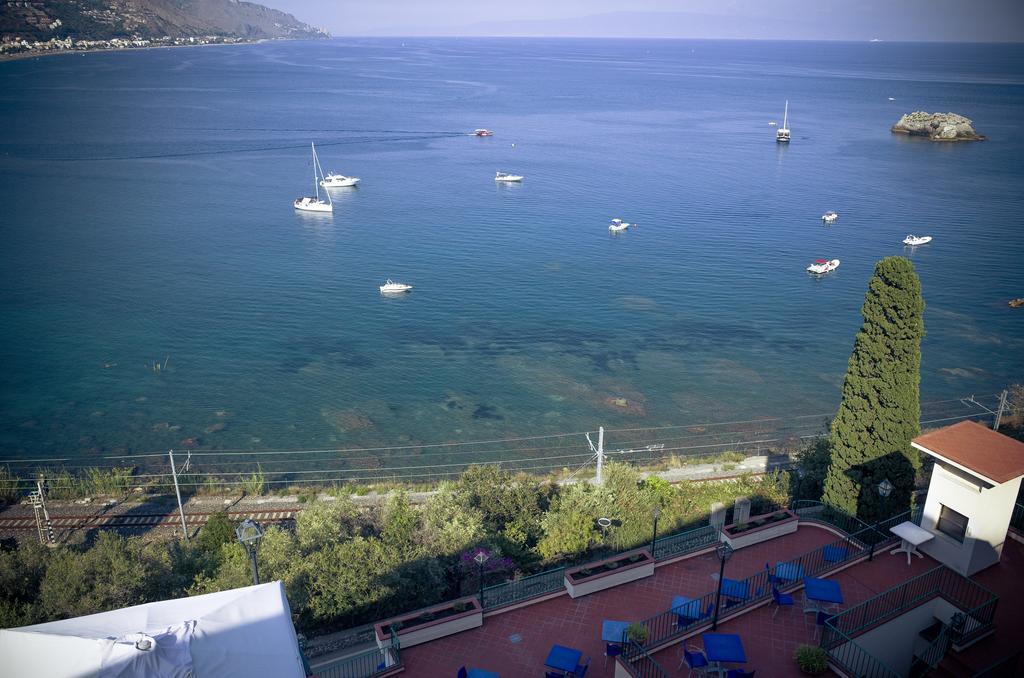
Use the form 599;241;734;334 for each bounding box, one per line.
311;142;320;201
783;100;789;129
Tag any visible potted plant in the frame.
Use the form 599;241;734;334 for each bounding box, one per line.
626;622;649;645
793;645;828;675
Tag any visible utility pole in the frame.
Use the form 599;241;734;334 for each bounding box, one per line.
596;426;604;485
31;474;55;545
169;449;189;540
993;390;1008;431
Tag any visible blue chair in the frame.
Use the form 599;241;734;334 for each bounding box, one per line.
813;610;832;639
457;668;467;678
604;643;621;668
771;585;794;618
574;656;591;677
679;644;709;676
545;672;562;678
701;601;716;620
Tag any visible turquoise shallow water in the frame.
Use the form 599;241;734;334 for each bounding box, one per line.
0;39;1022;475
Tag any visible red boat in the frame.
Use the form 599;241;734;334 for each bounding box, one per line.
473;129;494;137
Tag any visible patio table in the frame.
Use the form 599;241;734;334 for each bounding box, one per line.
467;670;500;678
889;522;934;565
671;595;702;621
774;561;805;582
720;578;748;600
803;577;843;613
545;644;582;674
601;620;631;644
702;633;747;676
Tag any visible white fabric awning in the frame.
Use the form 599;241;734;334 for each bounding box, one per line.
0;581;306;678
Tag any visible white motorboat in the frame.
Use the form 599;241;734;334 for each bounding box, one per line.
807;259;840;274
294;142;333;213
474;129;494;137
903;235;933;246
776;100;791;143
321;172;360;188
821;211;839;224
768;121;778;126
608;218;631;233
379;279;413;294
495;171;523;182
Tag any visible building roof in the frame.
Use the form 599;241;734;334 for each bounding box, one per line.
912;420;1024;485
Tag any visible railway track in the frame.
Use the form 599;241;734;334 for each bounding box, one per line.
0;508;297;531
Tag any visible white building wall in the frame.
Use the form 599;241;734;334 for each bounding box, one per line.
918;463;1020;576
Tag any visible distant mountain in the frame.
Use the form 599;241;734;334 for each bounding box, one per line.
1;0;328;42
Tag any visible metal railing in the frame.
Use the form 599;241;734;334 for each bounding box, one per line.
819;626;902;678
651;524;718;560
481;522;723;610
823;565;996;640
481;565;566;609
620;524;876;667
917;621;953;670
621;640;671;678
312;640;401;678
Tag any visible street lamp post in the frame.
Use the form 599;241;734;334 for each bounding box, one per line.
474;549;490;607
650;507;661;557
597;517;612;554
236;518;264;586
711;542;733;630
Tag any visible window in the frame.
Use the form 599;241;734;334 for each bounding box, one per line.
936;505;969;543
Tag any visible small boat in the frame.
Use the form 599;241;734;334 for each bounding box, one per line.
321;172;360;188
1009;298;1024;308
776;100;791;143
379;279;412;294
821;211;839;225
608;218;631;233
768;121;778;126
294;142;333;213
807;259;840;274
888;97;896;101
473;129;494;137
495;171;523;182
903;235;933;246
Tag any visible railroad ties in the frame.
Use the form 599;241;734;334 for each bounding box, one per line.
0;508;297;532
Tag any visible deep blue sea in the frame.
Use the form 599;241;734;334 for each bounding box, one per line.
1;39;1022;478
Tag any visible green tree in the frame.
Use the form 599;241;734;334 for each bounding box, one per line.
450;465;548;553
822;256;925;523
0;541;49;627
537;483;600;560
197;511;236;554
294;497;360;551
38;533;162;620
420;485;486;556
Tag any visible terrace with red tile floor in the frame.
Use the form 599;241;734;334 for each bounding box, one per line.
398;526;1024;677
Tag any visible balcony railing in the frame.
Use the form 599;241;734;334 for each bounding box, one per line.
819;627;902;678
823;565;997;641
619;523;876;668
312;634;400;678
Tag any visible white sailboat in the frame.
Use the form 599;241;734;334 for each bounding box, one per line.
294;143;333;213
776;101;791;143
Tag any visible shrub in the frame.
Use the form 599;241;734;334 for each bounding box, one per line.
793;645;829;675
626;622;648;644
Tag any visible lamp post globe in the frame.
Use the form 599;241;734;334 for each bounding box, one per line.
650;506;662;557
235;518;264;586
474;549;490;606
711;542;733;630
877;479;894;498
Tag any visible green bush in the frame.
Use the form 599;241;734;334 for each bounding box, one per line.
0;467;21;504
626;622;648;644
793;645;829;675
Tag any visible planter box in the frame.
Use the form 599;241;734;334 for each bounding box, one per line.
374;597;482;650
564;549;654;599
721;509;798;550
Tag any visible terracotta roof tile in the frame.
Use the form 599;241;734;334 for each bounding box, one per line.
912;420;1024;484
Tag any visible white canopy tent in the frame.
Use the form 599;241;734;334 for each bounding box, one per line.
0;581;307;678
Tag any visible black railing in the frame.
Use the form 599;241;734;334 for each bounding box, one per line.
620;524;875;668
313;638;401;678
622;640;671;678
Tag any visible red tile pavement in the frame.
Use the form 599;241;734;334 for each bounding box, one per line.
399;525;939;677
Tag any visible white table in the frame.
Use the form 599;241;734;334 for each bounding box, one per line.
889;521;933;564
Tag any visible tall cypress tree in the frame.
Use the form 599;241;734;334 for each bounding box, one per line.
822;257;925;523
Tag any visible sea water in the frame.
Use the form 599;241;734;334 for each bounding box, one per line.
1;39;1022;476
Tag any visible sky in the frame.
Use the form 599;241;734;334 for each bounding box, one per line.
271;0;1024;42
